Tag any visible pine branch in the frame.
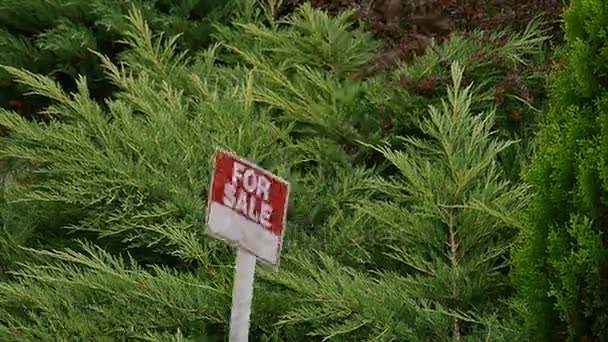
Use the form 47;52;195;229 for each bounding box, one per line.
356;62;529;338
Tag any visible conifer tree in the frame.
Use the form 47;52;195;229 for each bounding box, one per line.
0;0;234;114
0;5;294;339
216;4;550;178
0;1;546;340
512;0;608;340
260;62;530;341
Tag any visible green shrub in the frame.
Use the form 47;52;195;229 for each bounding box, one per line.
213;5;550;179
0;0;234;113
512;0;608;340
0;1;548;340
258;62;530;341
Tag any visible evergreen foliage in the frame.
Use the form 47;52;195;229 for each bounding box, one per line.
512;0;608;340
0;0;234;113
213;3;550;179
0;1;552;340
259;62;530;341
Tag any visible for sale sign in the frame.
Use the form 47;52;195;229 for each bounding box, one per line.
207;150;289;269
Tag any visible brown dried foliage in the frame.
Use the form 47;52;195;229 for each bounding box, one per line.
6;1;565;121
282;0;562;125
286;0;564;73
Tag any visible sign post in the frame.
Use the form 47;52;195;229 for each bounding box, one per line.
206;150;290;342
229;249;257;341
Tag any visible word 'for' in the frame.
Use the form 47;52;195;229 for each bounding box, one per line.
223;162;273;229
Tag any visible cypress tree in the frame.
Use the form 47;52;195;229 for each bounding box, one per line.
512;0;608;340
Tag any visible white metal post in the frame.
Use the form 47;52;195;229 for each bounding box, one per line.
229;248;257;342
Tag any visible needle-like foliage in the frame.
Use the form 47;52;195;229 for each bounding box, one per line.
258;62;530;341
0;1;545;340
0;0;236;111
512;0;608;340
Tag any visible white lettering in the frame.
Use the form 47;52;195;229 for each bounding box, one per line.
242;168;257;193
260;202;273;229
232;162;245;184
235;190;248;215
223;182;236;208
225;163;277;230
247;196;259;221
256;175;271;201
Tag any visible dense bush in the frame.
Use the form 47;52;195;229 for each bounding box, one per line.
0;0;235;116
512;0;608;340
0;1;551;340
215;3;550;180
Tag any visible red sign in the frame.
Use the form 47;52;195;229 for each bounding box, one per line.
207;151;289;269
